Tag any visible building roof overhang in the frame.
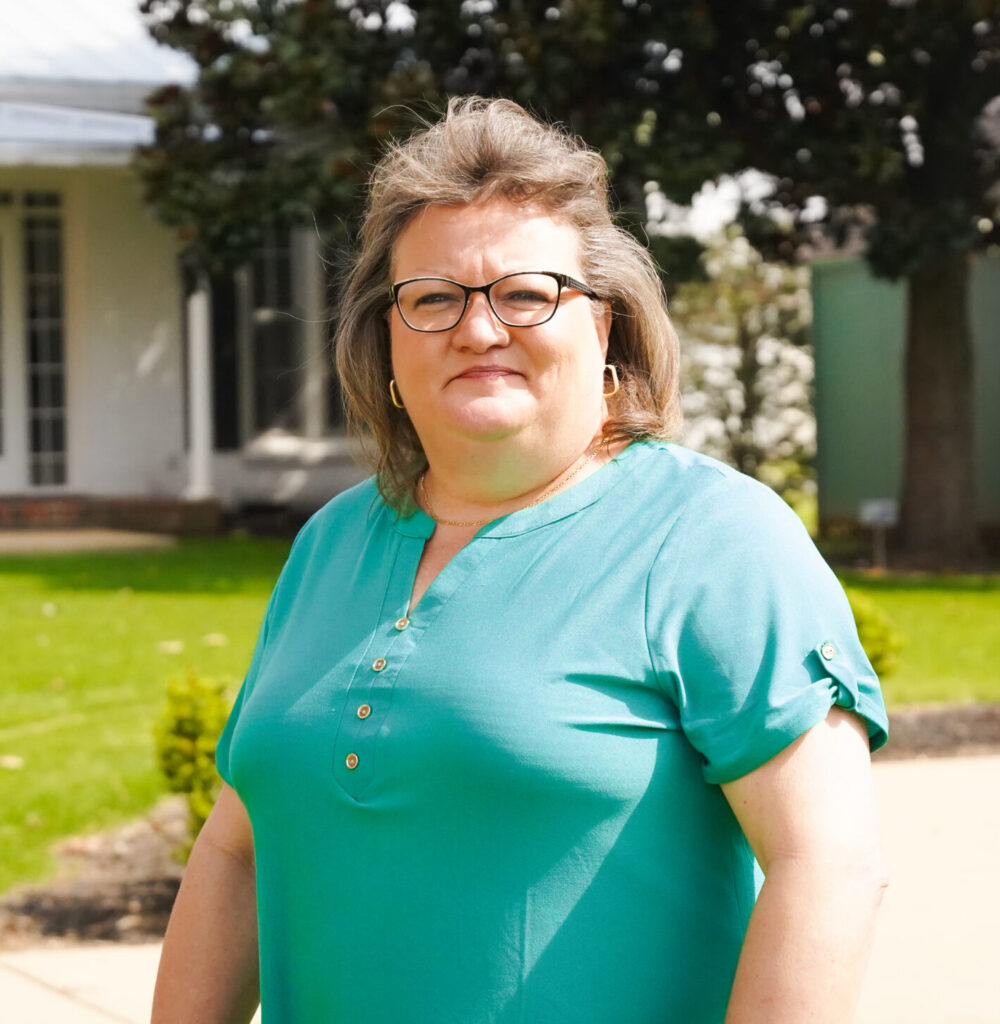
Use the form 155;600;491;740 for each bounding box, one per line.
0;100;152;167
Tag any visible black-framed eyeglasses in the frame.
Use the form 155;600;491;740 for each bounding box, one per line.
389;271;599;333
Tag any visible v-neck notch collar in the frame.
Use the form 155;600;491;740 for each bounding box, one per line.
388;440;660;539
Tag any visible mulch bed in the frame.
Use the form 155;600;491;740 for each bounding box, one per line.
874;704;1000;760
0;797;186;950
2;705;999;950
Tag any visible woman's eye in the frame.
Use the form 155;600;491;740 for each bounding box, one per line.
414;292;460;308
499;289;550;306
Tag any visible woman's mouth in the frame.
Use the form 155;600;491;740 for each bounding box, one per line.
452;366;520;381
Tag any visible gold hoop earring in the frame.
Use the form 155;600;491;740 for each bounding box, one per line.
389;379;405;410
603;364;620;398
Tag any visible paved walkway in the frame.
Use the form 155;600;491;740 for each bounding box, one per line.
1;754;998;1023
857;754;1000;1024
0;529;176;555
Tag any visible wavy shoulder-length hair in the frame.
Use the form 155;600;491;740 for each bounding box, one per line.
335;96;681;511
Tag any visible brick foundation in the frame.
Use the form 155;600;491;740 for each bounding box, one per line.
0;496;223;535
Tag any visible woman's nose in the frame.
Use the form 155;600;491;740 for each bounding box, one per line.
453;292;510;349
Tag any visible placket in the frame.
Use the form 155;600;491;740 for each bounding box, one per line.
330;529;498;802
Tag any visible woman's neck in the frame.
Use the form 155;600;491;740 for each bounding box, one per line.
419;428;617;526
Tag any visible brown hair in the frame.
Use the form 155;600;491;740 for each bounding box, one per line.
335;96;681;511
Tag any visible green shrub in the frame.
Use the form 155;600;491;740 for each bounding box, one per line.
154;670;231;860
845;588;903;678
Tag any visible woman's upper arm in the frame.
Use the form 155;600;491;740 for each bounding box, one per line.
720;707;886;876
198;783;256;872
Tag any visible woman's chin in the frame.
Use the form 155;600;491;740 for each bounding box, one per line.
436;396;536;442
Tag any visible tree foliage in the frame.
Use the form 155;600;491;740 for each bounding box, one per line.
672;226;814;496
138;0;421;268
138;0;1000;561
685;1;1000;279
154;669;231;859
140;1;1000;272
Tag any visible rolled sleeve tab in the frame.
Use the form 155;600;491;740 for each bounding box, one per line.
813;640;861;711
806;638;863;712
810;640;888;753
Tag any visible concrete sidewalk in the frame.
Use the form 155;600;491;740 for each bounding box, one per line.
0;943;162;1024
0;529;176;555
0;943;262;1023
2;755;998;1023
857;753;1000;1024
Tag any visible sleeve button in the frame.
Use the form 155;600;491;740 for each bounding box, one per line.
820;642;837;661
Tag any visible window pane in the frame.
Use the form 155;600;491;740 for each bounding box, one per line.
27;278;61;321
25;191;61;209
248;225;301;436
29;325;62;365
252;228;292;310
24;208;67;485
253;317;302;433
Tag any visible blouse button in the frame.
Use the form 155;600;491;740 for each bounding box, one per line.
372;657;387;671
820;642;837;661
357;703;372;719
394;617;410;631
345;752;359;770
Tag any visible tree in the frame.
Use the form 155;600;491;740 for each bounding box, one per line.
136;1;718;266
138;1;1000;565
697;2;1000;566
136;0;426;270
669;226;815;501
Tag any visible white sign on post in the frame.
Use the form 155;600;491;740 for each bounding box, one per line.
859;499;899;527
858;499;898;569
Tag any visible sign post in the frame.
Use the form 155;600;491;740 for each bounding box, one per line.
858;499;899;570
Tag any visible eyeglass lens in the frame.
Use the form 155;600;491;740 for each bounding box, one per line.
395;273;562;331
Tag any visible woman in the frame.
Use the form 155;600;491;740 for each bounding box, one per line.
153;97;889;1024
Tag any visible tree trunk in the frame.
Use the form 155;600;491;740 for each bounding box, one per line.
899;253;979;566
732;317;762;479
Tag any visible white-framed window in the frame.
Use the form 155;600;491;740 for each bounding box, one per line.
234;225;342;446
23;191;66;486
248;226;302;434
0;189;10;456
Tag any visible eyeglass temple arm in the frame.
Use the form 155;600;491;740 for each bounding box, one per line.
555;274;598;299
390;273;599;300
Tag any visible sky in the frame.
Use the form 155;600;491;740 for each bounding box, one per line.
0;0;195;84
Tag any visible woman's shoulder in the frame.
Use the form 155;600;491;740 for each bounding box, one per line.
306;475;384;529
636;442;825;591
617;442;819;586
629;440;791;519
281;476;387;563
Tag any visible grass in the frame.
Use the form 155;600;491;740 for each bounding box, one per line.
839;571;1000;706
0;537;290;894
0;536;997;896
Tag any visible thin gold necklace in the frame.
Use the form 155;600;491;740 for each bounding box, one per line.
419;439;609;528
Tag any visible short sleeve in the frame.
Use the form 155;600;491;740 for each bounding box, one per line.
646;471;889;785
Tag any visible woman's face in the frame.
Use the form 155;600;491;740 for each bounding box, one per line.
389;198;611;455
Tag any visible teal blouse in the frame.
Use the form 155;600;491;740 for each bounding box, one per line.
217;440;888;1024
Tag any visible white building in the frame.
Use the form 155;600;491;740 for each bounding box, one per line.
0;0;364;531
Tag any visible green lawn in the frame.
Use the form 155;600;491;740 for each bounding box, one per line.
839;571;1000;706
0;538;997;896
0;537;290;893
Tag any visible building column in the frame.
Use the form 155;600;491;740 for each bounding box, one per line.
295;228;329;439
185;273;215;499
